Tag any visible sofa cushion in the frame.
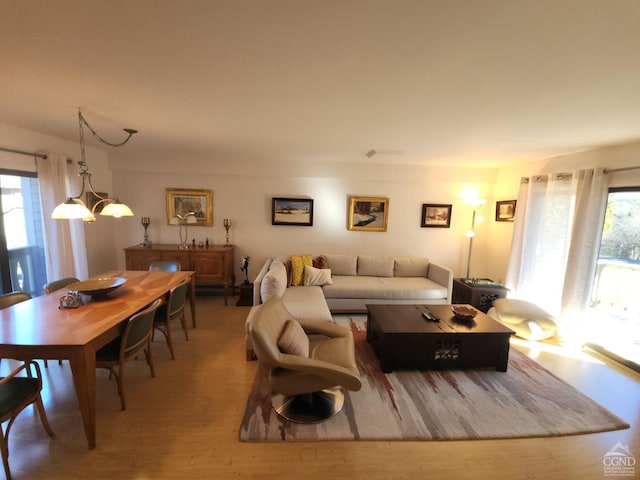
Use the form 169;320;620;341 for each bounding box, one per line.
325;254;357;276
322;275;448;300
394;257;429;277
281;286;333;322
277;319;309;357
357;255;394;277
260;261;287;301
303;265;333;286
290;254;313;286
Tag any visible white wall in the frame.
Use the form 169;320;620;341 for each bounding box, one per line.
108;151;503;283
0;122;117;277
4;119;639;287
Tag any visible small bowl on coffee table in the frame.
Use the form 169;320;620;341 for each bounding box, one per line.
451;305;477;323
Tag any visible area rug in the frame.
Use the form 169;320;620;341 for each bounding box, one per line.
239;316;630;442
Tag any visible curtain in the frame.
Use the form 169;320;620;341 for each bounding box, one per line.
505;169;608;329
36;154;88;281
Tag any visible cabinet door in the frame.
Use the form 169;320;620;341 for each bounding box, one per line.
191;252;225;282
125;250;162;270
161;251;190;271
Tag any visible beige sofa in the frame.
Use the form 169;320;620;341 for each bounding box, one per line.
245;254;453;359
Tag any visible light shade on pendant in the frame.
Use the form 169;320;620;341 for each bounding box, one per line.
51;198;93;219
101;200;134;218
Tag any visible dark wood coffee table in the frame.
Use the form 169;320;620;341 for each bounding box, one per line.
366;304;515;373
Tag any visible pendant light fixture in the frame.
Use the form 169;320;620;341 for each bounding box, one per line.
51;109;137;222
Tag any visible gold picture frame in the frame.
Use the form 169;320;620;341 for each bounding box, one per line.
347;196;389;232
166;188;213;226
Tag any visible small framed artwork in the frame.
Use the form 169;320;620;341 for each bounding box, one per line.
85;191;108;214
496;200;517;222
347;196;389;232
166;188;213;226
271;197;314;226
421;203;452;228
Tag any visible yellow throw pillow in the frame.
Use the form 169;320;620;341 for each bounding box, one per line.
290;254;313;286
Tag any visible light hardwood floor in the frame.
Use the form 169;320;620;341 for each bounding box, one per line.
4;296;639;480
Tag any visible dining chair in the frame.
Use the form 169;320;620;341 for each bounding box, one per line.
43;279;80;367
95;298;163;411
0;360;55;480
153;276;191;360
0;292;31;310
43;277;80;294
148;261;181;272
0;292;54;368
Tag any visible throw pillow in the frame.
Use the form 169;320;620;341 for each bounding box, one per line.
260;262;287;301
303;265;333;286
277;319;309;357
313;255;329;269
290;254;313;286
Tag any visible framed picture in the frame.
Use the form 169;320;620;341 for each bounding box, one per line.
421;203;452;228
347;196;389;232
496;200;517;222
165;188;213;225
271;197;314;226
85;191;108;214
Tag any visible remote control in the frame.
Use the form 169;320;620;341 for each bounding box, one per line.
422;311;439;322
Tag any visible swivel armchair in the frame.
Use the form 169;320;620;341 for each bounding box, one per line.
248;297;361;423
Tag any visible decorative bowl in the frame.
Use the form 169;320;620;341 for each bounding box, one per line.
66;277;127;297
451;305;477;322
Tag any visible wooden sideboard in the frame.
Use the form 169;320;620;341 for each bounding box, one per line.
124;244;234;304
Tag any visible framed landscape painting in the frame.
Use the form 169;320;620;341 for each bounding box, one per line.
421;203;452;228
347;196;389;232
272;197;314;226
166;188;213;225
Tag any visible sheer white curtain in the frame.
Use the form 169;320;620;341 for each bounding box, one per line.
505;169;608;327
36;153;88;281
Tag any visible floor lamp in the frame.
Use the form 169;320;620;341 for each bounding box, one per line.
465;199;486;280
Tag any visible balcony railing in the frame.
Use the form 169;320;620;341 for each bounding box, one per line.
8;246;47;297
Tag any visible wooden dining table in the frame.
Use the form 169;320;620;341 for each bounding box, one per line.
0;270;195;450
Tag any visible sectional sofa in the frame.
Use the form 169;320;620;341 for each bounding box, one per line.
245;254;453;359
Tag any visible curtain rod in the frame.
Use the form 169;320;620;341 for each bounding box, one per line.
604;165;640;174
0;146;47;159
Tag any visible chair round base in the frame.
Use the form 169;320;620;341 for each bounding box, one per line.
272;387;344;424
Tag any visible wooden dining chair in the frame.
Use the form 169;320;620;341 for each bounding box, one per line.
152;276;191;360
0;292;31;310
148;261;181;272
43;277;80;294
0;360;55;480
96;298;163;411
43;279;80;367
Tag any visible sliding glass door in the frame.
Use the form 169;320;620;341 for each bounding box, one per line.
0;171;47;296
586;187;640;368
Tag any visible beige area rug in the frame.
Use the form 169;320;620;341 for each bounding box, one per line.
239;316;629;442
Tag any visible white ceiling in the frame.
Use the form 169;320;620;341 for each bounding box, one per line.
1;0;639;167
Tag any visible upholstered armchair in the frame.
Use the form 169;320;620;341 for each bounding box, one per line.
248;296;361;423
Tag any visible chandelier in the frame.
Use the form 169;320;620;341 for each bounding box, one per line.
51;109;137;222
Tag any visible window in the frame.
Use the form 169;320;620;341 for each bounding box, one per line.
0;171;47;296
586;187;640;368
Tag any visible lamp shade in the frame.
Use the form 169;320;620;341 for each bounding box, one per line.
51;199;93;219
101;201;134;217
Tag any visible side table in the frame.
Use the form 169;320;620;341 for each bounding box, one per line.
452;278;508;313
236;282;254;306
